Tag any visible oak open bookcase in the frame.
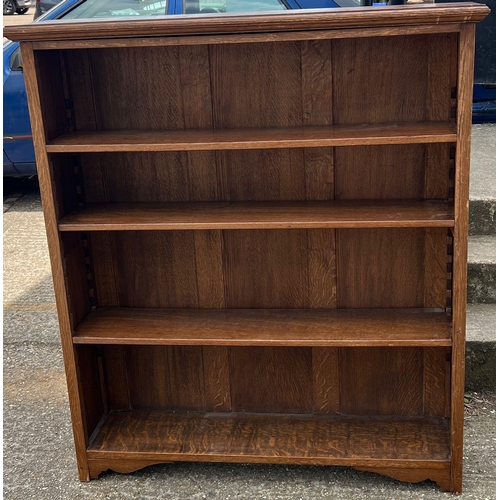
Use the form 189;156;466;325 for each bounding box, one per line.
5;2;489;493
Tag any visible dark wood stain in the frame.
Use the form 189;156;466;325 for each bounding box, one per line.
18;5;488;491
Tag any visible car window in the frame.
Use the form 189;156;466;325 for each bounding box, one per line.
63;0;289;18
184;0;286;14
63;0;168;18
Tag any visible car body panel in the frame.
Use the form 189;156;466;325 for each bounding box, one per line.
35;0;61;19
3;150;18;175
3;47;36;168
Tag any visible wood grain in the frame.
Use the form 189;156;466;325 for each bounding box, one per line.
312;348;340;414
46;123;457;152
215;149;306;201
334;145;425;200
58;201;455;231
73;308;452;347
124;346;170;409
74;346;104;444
87;232;119;307
60;232;91;329
20;43;91;481
229;347;312;413
5;3;489;42
166;346;206;411
87;410;451;463
222;230;309;308
81;152;218;203
307;229;337;308
336;228;425;308
423;347;451;418
194;231;225;308
202;347;231;412
450;23;475;494
31;24;463;51
354;466;450;491
424;228;449;308
33;50;66;142
111;231;199;308
339;348;424;416
88;458;172;479
101;345;131;410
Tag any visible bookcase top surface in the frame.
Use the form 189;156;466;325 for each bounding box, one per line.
5;2;489;43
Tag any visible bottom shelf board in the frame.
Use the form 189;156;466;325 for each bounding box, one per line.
74;308;452;346
88;411;450;467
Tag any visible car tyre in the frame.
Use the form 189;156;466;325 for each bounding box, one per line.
16;6;28;12
3;0;16;14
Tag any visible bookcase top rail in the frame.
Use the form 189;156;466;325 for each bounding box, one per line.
5;3;489;43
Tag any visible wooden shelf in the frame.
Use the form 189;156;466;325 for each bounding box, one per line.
73;308;452;347
46;122;456;153
87;411;450;466
59;200;454;231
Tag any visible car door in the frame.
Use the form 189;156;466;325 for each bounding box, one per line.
3;42;36;174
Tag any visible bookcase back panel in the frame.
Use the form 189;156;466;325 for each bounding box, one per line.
229;346;313;413
88;229;337;308
334;144;452;200
338;227;448;309
107;231;200;308
332;33;457;124
35;33;457;136
74;145;449;208
79;152;218;204
339;347;424;416
98;345;449;417
88;228;447;309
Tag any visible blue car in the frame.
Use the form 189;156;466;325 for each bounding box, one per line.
3;0;494;175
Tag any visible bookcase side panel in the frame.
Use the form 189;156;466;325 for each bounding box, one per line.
33;50;67;142
22;44;90;480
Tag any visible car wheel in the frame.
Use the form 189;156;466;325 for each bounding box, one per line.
16;6;28;12
3;0;15;14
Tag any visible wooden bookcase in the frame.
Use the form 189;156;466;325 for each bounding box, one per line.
5;3;489;493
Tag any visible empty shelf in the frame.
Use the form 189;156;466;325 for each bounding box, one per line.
59;200;454;231
87;410;451;466
46;122;457;152
73;308;452;347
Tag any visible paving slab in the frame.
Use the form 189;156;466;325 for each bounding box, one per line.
467;235;496;304
466;304;495;391
469;123;496;235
